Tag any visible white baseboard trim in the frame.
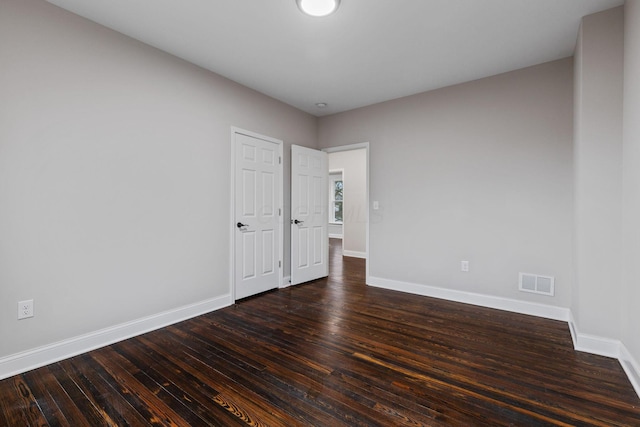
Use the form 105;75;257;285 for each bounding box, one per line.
620;344;640;399
0;294;232;380
569;316;640;397
367;276;569;321
568;314;621;358
574;331;621;358
343;250;367;259
568;314;640;398
328;234;343;239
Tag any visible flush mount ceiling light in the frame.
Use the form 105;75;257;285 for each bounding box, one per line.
296;0;341;17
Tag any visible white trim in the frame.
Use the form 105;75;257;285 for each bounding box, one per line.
620;344;640;399
328;169;345;224
343;250;367;259
367;276;570;321
569;313;640;398
328;233;343;239
324;142;370;153
568;315;578;345
573;332;621;357
230;127;284;301
0;294;232;380
568;313;621;358
323;143;370;282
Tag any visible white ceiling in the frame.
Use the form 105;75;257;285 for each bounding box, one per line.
46;0;623;116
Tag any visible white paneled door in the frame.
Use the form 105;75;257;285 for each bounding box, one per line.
234;131;282;300
291;145;328;285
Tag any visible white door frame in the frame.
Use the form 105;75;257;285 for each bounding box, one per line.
230;127;284;302
323;142;370;284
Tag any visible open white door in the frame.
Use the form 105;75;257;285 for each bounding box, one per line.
291;145;328;285
233;131;282;300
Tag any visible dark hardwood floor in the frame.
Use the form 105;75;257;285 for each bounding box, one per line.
1;239;639;426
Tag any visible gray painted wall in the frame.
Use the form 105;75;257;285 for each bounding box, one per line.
573;7;624;339
0;0;317;358
623;0;640;370
318;59;574;307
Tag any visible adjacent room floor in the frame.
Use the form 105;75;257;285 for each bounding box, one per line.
1;239;639;426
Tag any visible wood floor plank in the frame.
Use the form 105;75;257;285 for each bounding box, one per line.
174;320;396;426
1;239;639;426
22;367;73;427
189;313;452;425
0;396;9;427
113;338;248;427
59;356;150;426
135;333;306;427
46;362;114;427
147;327;357;426
90;347;199;426
0;375;48;427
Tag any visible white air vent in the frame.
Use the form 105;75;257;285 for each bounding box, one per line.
519;273;555;296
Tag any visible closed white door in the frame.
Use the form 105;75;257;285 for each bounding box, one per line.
291;145;328;285
234;132;282;300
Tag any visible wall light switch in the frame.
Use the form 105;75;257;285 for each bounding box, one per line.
373;201;379;210
461;261;469;272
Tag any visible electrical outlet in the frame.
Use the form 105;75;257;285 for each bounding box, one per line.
18;300;34;320
461;260;469;272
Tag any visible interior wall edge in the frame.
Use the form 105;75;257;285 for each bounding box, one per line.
569;312;622;358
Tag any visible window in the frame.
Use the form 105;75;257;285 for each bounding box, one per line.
329;172;343;223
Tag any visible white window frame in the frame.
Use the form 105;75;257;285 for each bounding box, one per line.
329;169;344;224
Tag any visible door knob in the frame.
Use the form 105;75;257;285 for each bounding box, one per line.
294;219;304;225
237;222;248;228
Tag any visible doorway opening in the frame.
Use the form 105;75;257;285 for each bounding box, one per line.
323;143;370;283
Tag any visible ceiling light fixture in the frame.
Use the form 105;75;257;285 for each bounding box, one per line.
296;0;340;17
315;102;328;108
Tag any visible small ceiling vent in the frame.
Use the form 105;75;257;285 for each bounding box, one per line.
519;273;555;296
